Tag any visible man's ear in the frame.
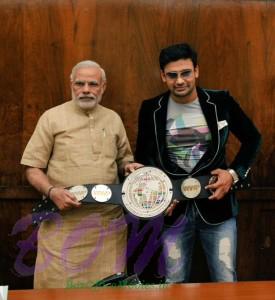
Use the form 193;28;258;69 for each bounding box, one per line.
195;65;199;79
160;70;166;83
102;81;107;93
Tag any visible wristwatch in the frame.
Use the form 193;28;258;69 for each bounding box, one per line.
227;168;239;185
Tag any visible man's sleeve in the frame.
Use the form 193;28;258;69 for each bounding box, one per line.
115;116;134;174
21;112;54;169
135;101;155;165
227;92;262;179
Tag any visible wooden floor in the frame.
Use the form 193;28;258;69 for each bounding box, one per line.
8;281;275;300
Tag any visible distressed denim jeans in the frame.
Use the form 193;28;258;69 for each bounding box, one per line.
163;203;237;283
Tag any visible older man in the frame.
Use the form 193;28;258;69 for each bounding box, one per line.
21;60;141;288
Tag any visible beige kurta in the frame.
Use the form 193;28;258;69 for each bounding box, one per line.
21;100;134;288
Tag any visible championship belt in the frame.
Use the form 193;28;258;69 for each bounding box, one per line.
32;167;214;224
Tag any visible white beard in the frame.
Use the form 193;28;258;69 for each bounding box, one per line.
73;93;103;110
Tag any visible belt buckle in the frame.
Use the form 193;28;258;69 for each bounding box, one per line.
181;177;201;199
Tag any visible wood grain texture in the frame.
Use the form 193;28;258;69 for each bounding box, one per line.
0;0;274;288
8;281;275;300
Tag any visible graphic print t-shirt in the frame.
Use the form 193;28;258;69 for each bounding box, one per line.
166;97;212;173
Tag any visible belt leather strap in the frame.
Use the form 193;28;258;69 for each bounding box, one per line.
32;167;214;224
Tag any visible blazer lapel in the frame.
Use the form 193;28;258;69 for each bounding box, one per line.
199;89;219;148
153;93;169;157
192;88;220;172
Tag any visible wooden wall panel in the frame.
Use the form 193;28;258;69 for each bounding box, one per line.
0;1;24;187
0;0;274;288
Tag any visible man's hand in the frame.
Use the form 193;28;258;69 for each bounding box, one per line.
165;199;180;217
124;162;144;176
205;168;233;200
49;187;81;210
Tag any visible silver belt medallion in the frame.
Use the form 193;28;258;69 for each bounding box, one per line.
122;166;173;218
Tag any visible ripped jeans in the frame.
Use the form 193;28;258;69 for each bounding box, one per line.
163;203;237;283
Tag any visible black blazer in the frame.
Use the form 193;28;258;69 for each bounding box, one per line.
135;87;262;224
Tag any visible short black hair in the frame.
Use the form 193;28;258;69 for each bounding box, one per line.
159;43;198;70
